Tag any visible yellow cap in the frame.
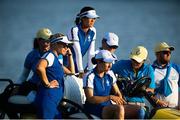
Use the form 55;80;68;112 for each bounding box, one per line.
154;42;174;53
36;28;52;40
130;46;148;63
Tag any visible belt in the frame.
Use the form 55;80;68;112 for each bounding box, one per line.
127;102;145;106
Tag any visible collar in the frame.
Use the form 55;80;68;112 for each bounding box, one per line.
78;23;93;33
152;60;171;69
93;68;108;79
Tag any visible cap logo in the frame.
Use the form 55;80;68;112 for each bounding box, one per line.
131;49;141;55
135;49;141;55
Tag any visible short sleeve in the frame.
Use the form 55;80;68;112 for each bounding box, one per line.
107;70;117;84
83;72;95;89
41;52;55;67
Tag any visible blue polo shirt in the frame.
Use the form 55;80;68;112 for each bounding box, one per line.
83;69;116;97
24;49;44;84
111;60;155;103
35;51;64;119
83;69;117;117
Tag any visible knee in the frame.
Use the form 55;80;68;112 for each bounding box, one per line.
116;105;124;116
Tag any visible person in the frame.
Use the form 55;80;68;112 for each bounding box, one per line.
67;6;100;78
17;28;74;95
152;42;180;110
83;50;125;119
16;28;52;95
111;46;156;119
34;33;72;119
58;45;75;75
95;32;119;64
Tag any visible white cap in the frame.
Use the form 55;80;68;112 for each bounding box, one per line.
103;32;119;47
95;50;115;63
130;46;148;63
50;35;72;45
80;10;99;19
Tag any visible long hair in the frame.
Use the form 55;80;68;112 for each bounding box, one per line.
75;6;95;25
33;38;39;49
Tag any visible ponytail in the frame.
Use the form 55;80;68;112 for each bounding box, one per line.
74;13;80;25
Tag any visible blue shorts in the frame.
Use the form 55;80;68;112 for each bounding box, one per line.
84;100;112;118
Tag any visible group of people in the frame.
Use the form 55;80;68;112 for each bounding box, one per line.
14;6;179;119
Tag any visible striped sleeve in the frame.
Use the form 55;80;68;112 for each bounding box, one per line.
107;70;117;84
83;71;95;89
67;26;79;41
41;52;55;67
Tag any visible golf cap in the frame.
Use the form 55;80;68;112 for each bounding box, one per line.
154;42;174;53
36;28;52;41
103;32;119;47
95;50;115;63
130;46;148;63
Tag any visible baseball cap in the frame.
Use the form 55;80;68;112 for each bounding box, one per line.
36;28;52;41
130;46;148;63
154;42;174;53
95;50;115;63
50;34;72;45
103;32;119;47
80;10;99;19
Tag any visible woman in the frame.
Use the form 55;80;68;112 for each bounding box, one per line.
17;28;74;95
67;6;99;77
83;50;125;119
17;28;52;95
34;33;72;119
96;32;119;64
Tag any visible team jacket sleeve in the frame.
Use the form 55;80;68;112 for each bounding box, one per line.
73;41;84;72
87;40;95;70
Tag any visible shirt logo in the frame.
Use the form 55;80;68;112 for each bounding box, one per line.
106;80;110;86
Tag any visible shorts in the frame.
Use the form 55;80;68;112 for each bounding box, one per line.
84;100;111;118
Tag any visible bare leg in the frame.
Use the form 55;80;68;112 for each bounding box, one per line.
102;104;124;119
124;104;141;119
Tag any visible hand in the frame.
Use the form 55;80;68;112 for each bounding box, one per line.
157;100;168;107
66;48;72;56
110;95;126;105
49;80;59;88
78;72;84;78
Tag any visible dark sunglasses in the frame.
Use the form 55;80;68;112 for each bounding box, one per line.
57;42;69;48
161;51;171;55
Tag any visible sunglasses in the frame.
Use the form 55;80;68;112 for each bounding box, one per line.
57;42;69;48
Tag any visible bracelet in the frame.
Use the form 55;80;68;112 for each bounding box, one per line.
156;99;159;104
45;83;50;88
